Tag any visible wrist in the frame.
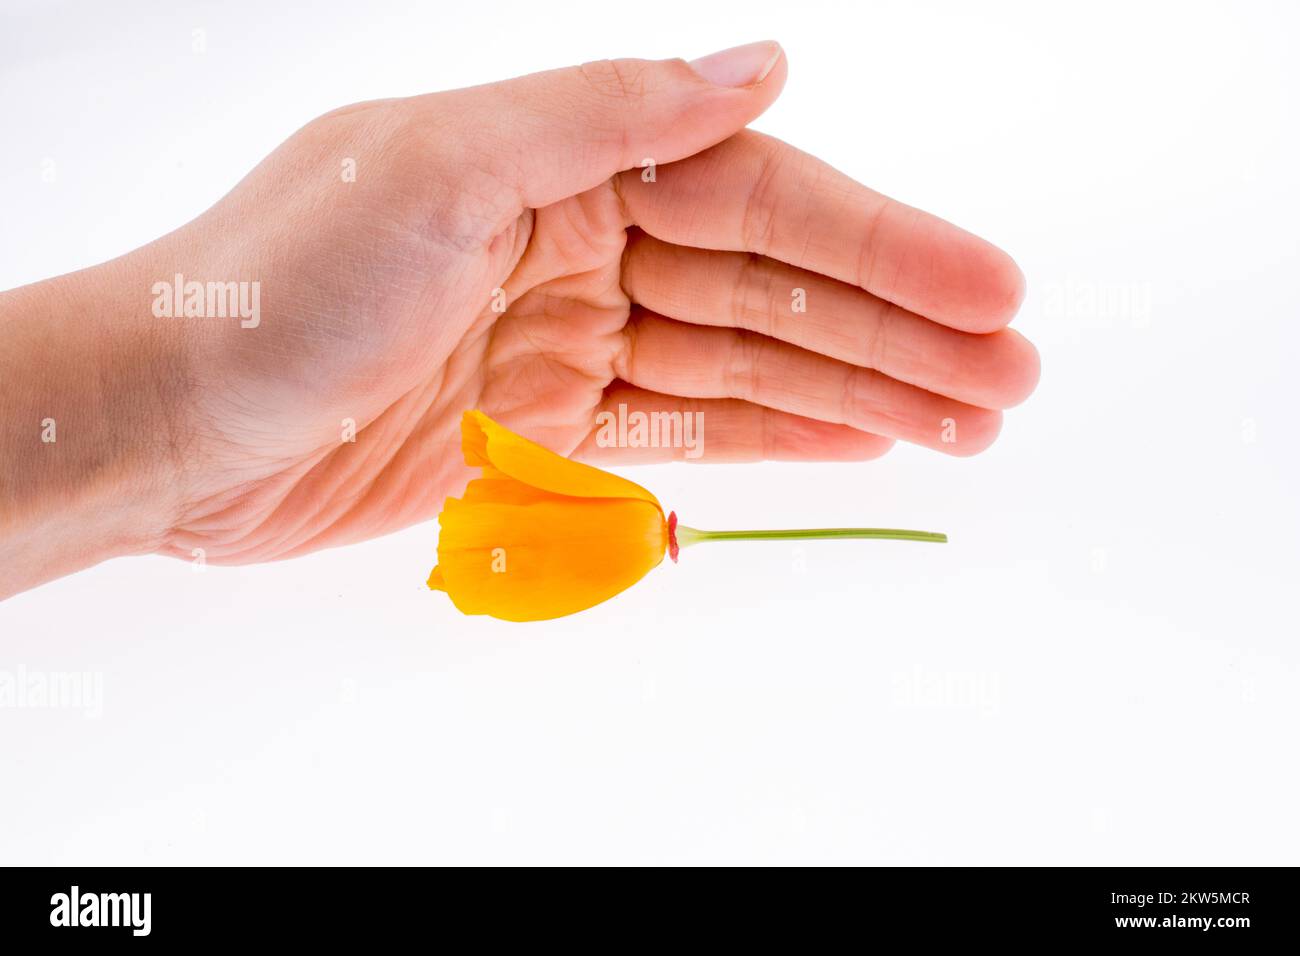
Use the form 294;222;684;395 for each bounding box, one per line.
0;253;191;596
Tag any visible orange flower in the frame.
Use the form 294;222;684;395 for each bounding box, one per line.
429;411;946;622
428;411;668;621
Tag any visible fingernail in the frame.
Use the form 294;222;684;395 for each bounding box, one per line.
688;41;782;88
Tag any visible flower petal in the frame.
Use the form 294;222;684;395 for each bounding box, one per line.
434;495;667;622
462;411;660;509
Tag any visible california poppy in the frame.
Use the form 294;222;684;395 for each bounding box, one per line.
428;411;946;622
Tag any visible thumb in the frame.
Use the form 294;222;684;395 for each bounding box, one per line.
423;41;786;210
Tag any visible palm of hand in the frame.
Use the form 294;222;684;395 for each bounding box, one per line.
164;142;635;564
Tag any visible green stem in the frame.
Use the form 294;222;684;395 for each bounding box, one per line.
675;525;947;547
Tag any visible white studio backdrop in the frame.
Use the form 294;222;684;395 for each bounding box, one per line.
1;0;1296;864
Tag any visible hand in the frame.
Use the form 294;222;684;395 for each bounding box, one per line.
0;41;1037;593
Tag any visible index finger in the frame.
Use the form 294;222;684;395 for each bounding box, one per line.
615;130;1025;333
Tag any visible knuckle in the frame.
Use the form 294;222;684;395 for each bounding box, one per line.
739;140;787;253
865;301;900;372
725;331;767;399
616;312;642;382
577;58;652;103
733;253;778;338
279;98;506;256
379;106;509;251
839;366;863;426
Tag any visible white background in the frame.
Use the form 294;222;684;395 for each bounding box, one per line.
2;0;1297;865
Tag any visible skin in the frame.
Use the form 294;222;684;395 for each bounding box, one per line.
0;41;1038;600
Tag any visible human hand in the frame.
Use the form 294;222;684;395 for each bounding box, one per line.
0;41;1037;592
